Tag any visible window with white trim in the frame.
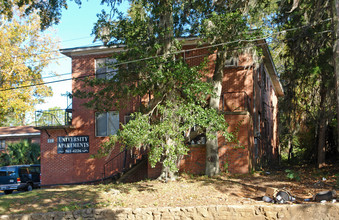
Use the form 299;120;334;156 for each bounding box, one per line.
95;111;119;137
95;58;118;80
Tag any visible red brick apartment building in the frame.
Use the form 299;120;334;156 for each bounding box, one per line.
0;126;40;152
36;39;283;185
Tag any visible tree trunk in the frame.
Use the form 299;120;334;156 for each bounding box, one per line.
333;0;339;153
317;80;327;168
317;117;327;168
155;0;177;179
159;0;173;57
157;138;177;182
206;49;226;176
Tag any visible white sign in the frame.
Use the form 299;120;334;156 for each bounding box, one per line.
47;139;54;143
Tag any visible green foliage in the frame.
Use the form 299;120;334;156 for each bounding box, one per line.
0;140;40;166
35;107;69;127
223;161;229;173
285;169;300;181
99;99;232;171
0;0;81;29
200;10;249;45
79;0;248;173
84;1;283;174
276;0;337;165
0;7;57;125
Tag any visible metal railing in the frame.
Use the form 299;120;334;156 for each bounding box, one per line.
103;147;147;180
35;109;72;127
221;91;251;113
103;149;128;179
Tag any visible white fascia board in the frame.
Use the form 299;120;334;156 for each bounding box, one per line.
0;133;40;138
60;38;200;58
60;45;125;58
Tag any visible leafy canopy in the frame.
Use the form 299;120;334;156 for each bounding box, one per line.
0;7;58;125
77;0;234;172
0;0;82;30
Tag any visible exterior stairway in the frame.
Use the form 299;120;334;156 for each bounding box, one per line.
102;148;147;183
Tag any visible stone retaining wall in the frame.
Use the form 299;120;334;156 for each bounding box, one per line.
1;203;338;220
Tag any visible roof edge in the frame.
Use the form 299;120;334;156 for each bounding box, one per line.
60;38;284;97
0;133;40;138
257;39;284;97
60;37;200;57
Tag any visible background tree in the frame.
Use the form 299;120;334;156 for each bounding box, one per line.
0;7;58;126
0;0;81;29
276;0;337;167
35;106;71;127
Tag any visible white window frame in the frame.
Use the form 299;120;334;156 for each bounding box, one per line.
95;111;119;137
95;58;118;80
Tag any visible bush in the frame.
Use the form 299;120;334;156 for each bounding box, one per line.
285;169;300;181
0;140;40;166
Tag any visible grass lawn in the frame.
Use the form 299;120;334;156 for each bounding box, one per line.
0;165;338;215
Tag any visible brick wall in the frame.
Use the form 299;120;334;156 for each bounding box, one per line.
41;53;139;185
251;64;280;169
40;44;281;185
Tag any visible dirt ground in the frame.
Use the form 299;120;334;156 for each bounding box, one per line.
98;164;339;209
1;164;338;215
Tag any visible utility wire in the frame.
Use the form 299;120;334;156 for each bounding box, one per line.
41;72;72;79
8;17;333;59
0;27;334;92
5;17;333;70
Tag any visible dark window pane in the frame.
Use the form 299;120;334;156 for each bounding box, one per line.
96;58;107;79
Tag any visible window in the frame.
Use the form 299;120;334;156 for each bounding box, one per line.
96;58;118;80
187;126;206;145
95;111;119;137
19;167;29;175
0;140;5;150
189;134;206;145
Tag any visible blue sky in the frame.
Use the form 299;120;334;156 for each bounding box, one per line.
37;1;128;110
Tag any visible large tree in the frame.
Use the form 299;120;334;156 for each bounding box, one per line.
76;0;238;179
0;8;58;125
276;0;337;167
79;0;281;177
196;0;276;176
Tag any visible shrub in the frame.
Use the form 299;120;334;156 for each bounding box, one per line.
0;140;40;166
